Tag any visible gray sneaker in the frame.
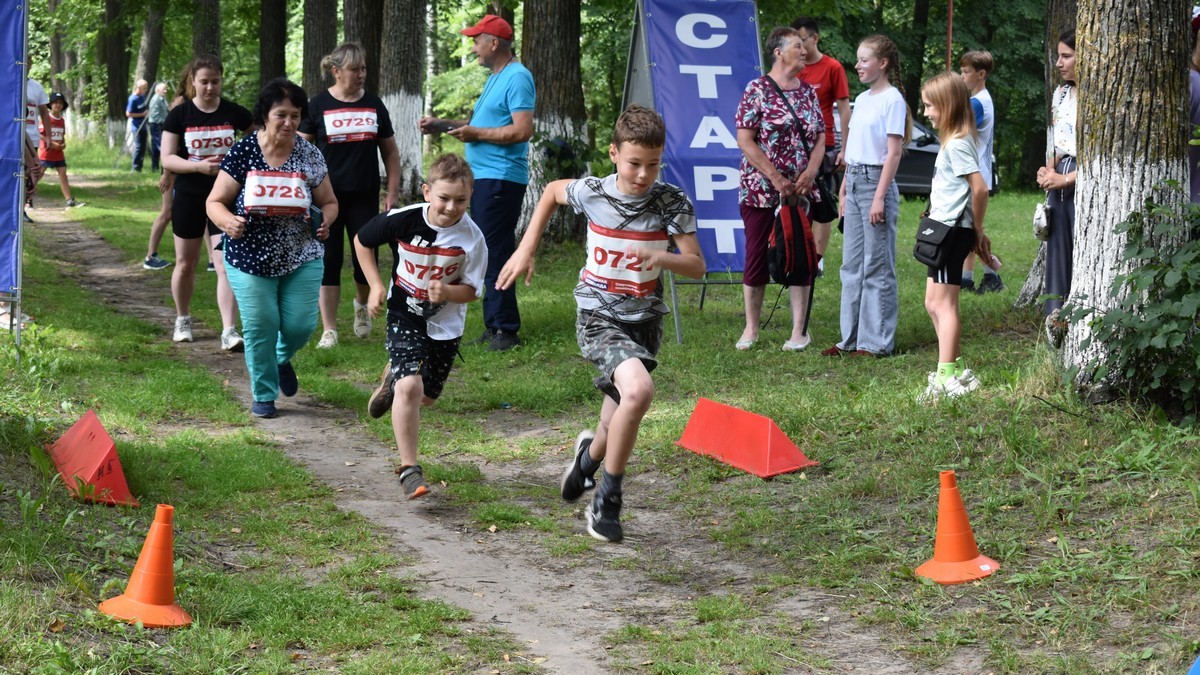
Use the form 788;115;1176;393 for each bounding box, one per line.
560;430;597;501
220;326;244;352
173;315;193;343
143;253;171;270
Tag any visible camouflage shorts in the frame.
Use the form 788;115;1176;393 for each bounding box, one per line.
384;322;460;400
576;310;661;403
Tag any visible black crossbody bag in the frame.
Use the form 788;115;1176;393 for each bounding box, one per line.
912;202;965;268
765;77;838;223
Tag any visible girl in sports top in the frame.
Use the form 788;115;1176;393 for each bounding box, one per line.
916;72;993;403
161;54;254;349
823;34;912;358
299;42;402;349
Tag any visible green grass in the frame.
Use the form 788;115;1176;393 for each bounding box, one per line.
6;137;1200;673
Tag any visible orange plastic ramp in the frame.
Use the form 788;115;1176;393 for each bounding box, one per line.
46;409;139;507
675;397;818;478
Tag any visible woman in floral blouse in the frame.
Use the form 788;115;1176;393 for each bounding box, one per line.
734;26;826;352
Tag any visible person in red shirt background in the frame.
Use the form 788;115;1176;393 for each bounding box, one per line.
792;16;851;272
38;92;80;208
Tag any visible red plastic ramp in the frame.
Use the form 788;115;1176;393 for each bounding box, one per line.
46;410;139;507
675;398;818;478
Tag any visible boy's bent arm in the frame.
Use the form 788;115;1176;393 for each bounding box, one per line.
429;281;478;305
637;232;705;280
496;179;572;289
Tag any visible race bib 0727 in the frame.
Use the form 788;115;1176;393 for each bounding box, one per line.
243;170;310;216
323;108;379;143
394;241;466;300
184;125;236;161
581;221;669;297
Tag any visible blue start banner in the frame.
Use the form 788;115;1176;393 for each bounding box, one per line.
642;0;761;273
0;1;26;297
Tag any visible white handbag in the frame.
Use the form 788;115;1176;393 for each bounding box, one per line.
1032;199;1052;241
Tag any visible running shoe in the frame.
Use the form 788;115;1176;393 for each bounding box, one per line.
206;262;215;272
560;430;597;501
173;315;193;343
143;253;171;270
250;401;277;418
367;362;397;418
976;273;1005;294
353;301;372;338
398;465;430;500
220;326;244;352
65;199;83;208
488;330;521;352
317;329;338;349
586;491;624;543
278;362;298;397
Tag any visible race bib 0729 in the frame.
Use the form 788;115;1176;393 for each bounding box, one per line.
394;241;466;300
243;170;310;216
581;221;669;297
323;108;379;143
184;125;236;161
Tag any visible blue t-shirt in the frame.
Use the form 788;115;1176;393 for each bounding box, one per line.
127;93;148;131
466;62;535;184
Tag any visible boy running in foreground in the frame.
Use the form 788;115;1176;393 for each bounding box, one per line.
497;105;705;542
355;154;487;499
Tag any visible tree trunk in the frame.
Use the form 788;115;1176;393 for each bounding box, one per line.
902;0;931;114
303;0;338;96
192;0;221;57
424;0;438;157
103;0;132;147
379;0;426;203
48;0;67;95
1019;0;1077;306
135;0;167;84
260;0;287;86
485;1;515;28
521;0;588;241
344;0;384;93
1064;0;1189;393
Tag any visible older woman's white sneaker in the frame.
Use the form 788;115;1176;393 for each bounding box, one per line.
317;329;338;349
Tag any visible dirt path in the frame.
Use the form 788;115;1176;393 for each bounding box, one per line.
29;203;986;674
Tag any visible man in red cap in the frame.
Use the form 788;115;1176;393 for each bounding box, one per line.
420;15;535;352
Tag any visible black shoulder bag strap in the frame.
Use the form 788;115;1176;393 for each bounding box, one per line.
764;76;815;163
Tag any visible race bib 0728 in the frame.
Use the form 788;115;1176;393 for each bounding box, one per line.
184;125;236;160
581;221;669;297
243;170;310;216
323;108;379;143
394;241;466;300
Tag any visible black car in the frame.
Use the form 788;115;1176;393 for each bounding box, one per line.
896;119;940;195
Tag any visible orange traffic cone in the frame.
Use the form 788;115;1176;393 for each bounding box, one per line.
99;504;192;628
915;471;999;585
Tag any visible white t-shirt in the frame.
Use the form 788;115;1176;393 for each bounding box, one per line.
971;88;994;188
25;79;48;148
928;136;979;228
844;86;907;166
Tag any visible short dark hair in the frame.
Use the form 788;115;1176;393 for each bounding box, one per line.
252;78;308;126
790;16;819;35
764;27;801;67
612;104;665;148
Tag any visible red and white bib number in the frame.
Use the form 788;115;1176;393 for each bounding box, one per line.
581;222;669;297
244;170;310;216
49;126;65;144
394;241;465;300
323;108;378;143
184;125;236;161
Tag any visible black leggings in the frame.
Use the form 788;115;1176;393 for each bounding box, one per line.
322;190;381;287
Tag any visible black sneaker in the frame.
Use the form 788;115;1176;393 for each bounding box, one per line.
488;330;521;352
586;491;623;543
470;328;496;346
278;362;298;397
960;278;976;293
367;362;397;418
560;430;597;501
976;272;1005;294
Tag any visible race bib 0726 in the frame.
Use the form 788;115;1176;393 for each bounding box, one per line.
581;221;669;297
323;108;379;143
184;125;236;161
394;241;466;300
243;170;310;216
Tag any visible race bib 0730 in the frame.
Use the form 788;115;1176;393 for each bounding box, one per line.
394;241;466;300
243;170;310;216
581;221;669;297
323;108;379;143
184;125;236;161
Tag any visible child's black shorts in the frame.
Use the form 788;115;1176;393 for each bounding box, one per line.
927;227;977;286
384;320;460;400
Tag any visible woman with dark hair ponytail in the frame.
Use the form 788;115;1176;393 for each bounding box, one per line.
1036;29;1077;321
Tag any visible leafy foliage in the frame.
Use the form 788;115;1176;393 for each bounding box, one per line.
1063;192;1200;424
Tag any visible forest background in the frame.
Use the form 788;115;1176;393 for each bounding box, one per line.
29;0;1049;201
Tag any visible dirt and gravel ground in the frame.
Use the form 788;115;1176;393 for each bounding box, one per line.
30;205;987;674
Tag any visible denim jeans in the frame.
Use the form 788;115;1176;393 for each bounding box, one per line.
837;165;899;355
131;122;148;172
148;123;163;172
225;259;322;403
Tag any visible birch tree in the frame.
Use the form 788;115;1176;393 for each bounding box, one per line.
379;0;427;203
102;0;131;146
1064;0;1190;395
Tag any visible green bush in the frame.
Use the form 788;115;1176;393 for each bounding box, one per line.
1065;194;1200;424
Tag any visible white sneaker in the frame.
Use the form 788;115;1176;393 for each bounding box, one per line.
944;371;981;398
317;329;338;349
353;301;372;338
917;380;945;404
173;315;193;343
220;326;244;352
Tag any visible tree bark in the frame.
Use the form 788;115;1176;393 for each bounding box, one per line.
259;0;287;86
303;0;338;95
47;0;67;95
1064;0;1189;392
521;0;589;241
344;0;384;93
135;0;167;84
902;0;931;114
192;0;221;58
379;0;427;203
1018;0;1078;307
103;0;132;146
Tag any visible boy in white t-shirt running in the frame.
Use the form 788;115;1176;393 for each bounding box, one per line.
497;105;706;543
354;154;488;500
959;50;1004;294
